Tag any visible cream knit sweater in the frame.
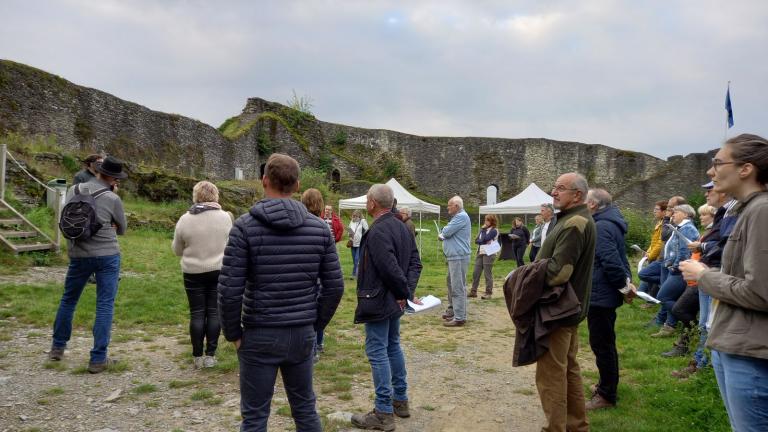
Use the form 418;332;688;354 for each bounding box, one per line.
172;208;233;274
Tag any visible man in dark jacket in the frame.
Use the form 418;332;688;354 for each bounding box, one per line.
351;184;422;431
533;173;596;432
73;154;103;185
217;153;344;432
585;189;632;410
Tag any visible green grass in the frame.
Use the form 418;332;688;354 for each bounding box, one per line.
190;389;214;401
133;383;158;394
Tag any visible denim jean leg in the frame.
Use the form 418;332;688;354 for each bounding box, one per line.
657;273;686;327
351;247;360;276
90;254;120;363
386;316;408;402
638;260;662;294
712;351;734;430
281;326;321;432
365;319;394;413
712;350;768;432
52;257;95;349
693;292;711;368
239;327;286;431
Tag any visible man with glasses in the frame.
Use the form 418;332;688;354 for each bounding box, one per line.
530;173;596;432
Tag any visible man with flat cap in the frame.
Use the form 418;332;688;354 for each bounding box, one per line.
48;156;128;374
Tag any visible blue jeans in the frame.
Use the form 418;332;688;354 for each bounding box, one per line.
351;246;360;276
712;350;768;432
238;325;320;432
638;260;662;294
364;315;408;414
693;292;712;368
52;254;120;363
446;257;470;321
656;271;686;326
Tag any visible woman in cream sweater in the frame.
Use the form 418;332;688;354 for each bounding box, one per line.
172;181;233;369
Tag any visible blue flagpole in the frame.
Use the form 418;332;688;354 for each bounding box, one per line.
725;81;733;140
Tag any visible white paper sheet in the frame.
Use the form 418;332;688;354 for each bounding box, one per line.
407;294;442;313
484;240;501;256
636;291;661;304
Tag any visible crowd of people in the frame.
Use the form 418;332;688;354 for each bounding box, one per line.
43;133;768;431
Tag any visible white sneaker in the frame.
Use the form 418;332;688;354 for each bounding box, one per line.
203;355;217;368
193;356;204;369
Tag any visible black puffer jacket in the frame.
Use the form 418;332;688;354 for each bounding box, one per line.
354;212;422;324
217;198;344;342
590;206;631;308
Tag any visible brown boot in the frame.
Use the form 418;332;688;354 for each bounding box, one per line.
468;291;477;298
481;293;492;299
351;409;396;431
585;393;616;410
443;319;466;327
671;360;699;379
393;400;410;418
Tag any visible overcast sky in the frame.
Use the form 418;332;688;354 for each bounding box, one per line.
2;0;767;158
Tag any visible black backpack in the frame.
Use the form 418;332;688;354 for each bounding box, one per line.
59;184;110;241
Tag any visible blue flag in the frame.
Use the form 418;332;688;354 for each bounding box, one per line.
725;85;734;128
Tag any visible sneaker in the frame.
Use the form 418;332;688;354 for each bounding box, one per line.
193;356;204;369
203;355;217;368
316;344;324;353
585;393;615;410
651;324;676;338
671;361;699;379
393;400;410;418
350;409;395;431
443;319;466;327
661;345;689;358
87;358;117;374
481;294;492;300
48;347;65;361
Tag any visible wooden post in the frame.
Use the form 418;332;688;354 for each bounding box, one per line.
54;188;65;252
0;143;6;201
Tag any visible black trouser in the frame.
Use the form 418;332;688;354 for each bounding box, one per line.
587;306;619;404
672;286;700;327
238;325;320;432
513;243;526;267
183;271;221;357
529;245;540;262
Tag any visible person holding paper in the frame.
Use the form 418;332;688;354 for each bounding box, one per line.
469;214;499;299
351;184;422;431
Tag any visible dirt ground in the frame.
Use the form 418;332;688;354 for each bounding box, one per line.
0;268;598;432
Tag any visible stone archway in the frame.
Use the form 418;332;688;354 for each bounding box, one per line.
259;163;266;178
331;169;341;191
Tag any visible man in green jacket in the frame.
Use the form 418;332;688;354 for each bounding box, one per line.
533;172;596;432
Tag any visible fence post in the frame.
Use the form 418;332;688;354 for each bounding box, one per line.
1;143;6;201
55;188;65;252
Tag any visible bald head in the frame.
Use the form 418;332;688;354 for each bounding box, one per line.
447;195;463;216
552;173;588;210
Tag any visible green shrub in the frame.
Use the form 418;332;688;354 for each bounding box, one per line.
623;207;654;252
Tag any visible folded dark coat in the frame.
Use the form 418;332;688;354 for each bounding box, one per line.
504;259;581;366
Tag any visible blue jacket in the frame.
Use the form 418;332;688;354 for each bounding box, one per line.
217;198;345;342
663;219;700;270
590;206;631;309
354;212;422;323
441;210;471;260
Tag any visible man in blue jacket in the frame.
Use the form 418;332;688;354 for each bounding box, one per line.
439;195;472;326
585;188;633;410
351;184;422;431
217;153;344;432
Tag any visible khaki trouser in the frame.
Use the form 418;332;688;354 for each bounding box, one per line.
535;325;589;432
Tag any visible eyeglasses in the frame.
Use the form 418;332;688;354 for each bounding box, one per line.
552;185;578;193
711;158;742;171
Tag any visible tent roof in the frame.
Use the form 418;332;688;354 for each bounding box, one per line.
338;178;441;214
479;183;553;215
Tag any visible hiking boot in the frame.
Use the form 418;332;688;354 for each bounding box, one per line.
203;355;217;368
351;409;396;431
661;344;688;358
48;347;65;361
441;312;454;321
393;400;410;418
481;294;492;300
651;324;676;338
468;291;477;298
443;319;466;327
87;358;117;374
193;356;204;369
671;361;699;379
585;393;616;411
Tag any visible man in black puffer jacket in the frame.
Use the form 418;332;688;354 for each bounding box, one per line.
218;154;344;432
351;184;422;431
584;188;632;411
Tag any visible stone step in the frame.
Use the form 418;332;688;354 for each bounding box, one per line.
0;218;24;227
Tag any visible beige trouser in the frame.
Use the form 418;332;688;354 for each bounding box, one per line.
535;325;589;432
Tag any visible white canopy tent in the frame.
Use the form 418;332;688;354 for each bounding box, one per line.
478;182;553;215
338;178;441;252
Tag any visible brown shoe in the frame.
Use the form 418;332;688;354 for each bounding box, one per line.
468;291;477;298
671;361;699;379
393;400;410;418
585;393;615;411
351;409;395;431
87;358;118;374
441;312;454;320
481;294;492;299
48;347;65;361
443;319;466;327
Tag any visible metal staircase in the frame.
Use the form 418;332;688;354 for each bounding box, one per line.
0;144;61;254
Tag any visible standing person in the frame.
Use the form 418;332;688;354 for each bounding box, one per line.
348;210;369;278
469;214;499;300
301;188;328;362
529;214;544;262
584;189;633;410
48;156;128;374
350;184;422;431
398;207;417;238
509;217;530;267
73;154;103;185
172;181;232;369
637;200;668;308
540;203;556;246
681;134;768;431
218;154;344;431
532;173;596;432
324;205;344;243
439;196;471;327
